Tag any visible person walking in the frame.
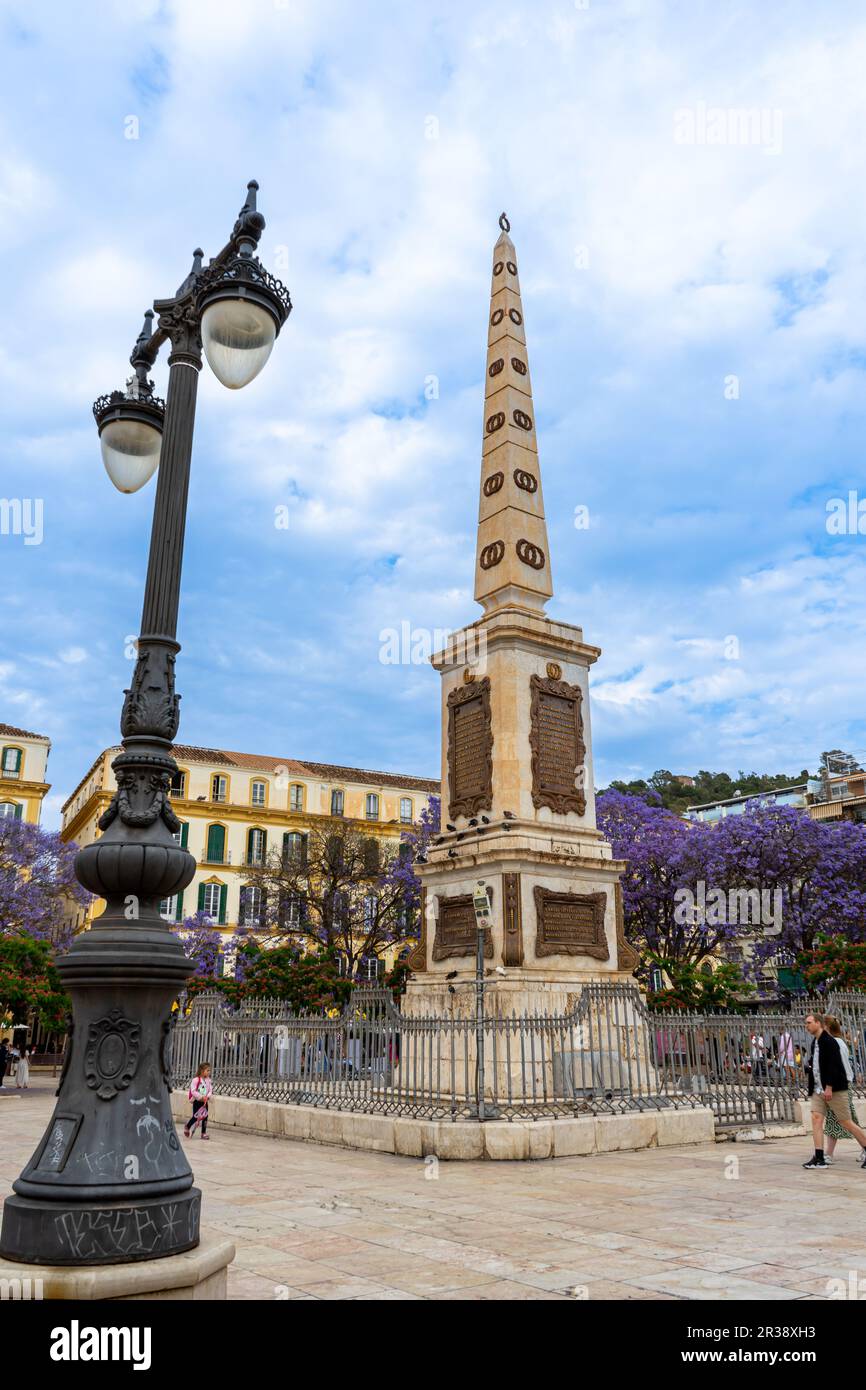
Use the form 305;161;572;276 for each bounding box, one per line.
183;1062;213;1140
0;1039;8;1089
803;1012;866;1169
15;1048;30;1089
821;1016;860;1164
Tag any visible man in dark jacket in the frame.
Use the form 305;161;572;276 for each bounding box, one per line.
0;1039;7;1088
803;1012;866;1169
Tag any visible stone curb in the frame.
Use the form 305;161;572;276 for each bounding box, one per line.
171;1091;715;1160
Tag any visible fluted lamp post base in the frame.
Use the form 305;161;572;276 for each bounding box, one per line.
0;902;200;1267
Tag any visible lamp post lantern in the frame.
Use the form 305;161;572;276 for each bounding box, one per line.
0;181;291;1266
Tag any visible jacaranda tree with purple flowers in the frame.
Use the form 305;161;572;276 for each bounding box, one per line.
597;789;866;976
597;789;736;969
0;817;90;948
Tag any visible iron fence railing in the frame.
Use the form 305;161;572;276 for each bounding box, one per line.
168;985;866;1126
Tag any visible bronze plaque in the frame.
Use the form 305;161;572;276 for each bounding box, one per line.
447;677;493;819
502;872;523;967
529;674;586;815
432;892;494;962
534;887;609;960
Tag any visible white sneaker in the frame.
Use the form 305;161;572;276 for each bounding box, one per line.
825;1155;834;1165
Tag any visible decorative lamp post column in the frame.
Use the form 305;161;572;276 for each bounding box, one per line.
0;181;290;1266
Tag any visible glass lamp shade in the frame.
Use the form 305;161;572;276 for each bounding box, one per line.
99;417;162;493
201;297;277;389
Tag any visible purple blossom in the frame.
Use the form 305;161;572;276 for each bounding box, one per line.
597;789;866;972
0;818;90;951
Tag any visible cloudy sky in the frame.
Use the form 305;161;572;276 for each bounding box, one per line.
3;0;866;829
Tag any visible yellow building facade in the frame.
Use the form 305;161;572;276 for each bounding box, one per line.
0;722;51;825
61;743;439;954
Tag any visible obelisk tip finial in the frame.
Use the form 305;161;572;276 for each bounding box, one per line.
499;211;510;233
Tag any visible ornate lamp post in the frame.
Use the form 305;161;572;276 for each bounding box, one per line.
0;181;290;1266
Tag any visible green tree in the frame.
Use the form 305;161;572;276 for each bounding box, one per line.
795;936;866;991
0;934;70;1032
646;954;753;1012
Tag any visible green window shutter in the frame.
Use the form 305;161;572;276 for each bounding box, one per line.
246;827;254;859
206;825;225;862
218;884;227;925
197;882;206;912
14;803;22;820
174;890;184;922
2;748;21;775
180;822;188;848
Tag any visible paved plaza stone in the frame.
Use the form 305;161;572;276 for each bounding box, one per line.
2;1078;864;1301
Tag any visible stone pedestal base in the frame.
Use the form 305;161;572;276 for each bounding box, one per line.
0;1231;234;1300
402;973;657;1103
402;970;636;1019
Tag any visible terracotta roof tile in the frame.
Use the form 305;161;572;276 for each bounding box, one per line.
0;722;49;741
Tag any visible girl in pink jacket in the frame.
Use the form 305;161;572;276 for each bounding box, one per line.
184;1063;213;1140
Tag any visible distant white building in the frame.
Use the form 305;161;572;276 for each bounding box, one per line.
686;784;808;824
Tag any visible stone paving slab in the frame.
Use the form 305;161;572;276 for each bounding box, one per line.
2;1078;865;1301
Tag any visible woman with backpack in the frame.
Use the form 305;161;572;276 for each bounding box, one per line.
184;1062;213;1140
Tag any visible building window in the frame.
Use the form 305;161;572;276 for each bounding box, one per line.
365;793;379;821
363;837;380;875
1;747;22;779
0;802;22;820
211;774;227;803
247;827;267;865
363;894;378;930
160;895;178;922
400;797;413;823
251;780;266;807
170;769;187;798
360;954;383;981
279;891;304;928
201;883;223;921
330;789;344;817
282;831;307;867
289;784;304;812
239;885;264;928
205;824;226;863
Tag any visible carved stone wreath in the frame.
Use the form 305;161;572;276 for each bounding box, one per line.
480;540;505;570
514;469;537;493
516;538;545;570
84;1007;141;1101
483;471;504;497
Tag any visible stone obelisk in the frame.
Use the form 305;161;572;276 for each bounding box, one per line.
405;215;637;1016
